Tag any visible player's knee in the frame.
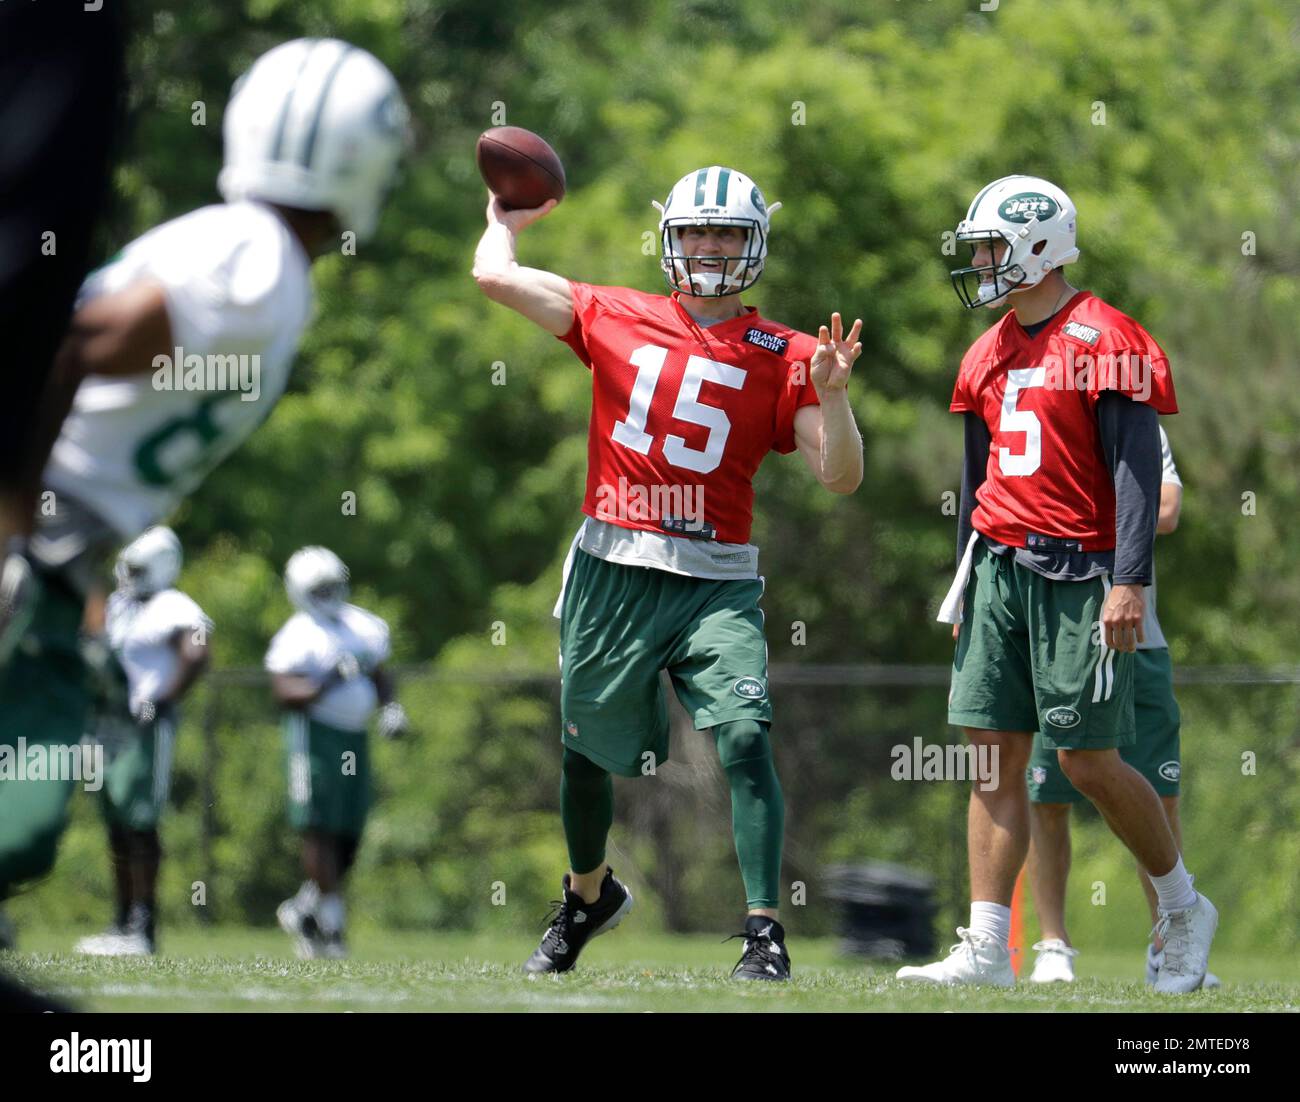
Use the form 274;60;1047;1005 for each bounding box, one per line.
713;720;771;770
128;829;161;864
969;729;1030;772
562;747;609;787
1057;748;1111;791
1031;800;1071;827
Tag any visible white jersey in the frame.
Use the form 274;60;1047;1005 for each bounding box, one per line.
44;201;314;539
106;587;212;716
1138;425;1182;652
264;604;391;732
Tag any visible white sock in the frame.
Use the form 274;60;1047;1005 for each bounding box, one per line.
295;880;320;910
317;892;345;936
969;901;1012;948
1150;857;1198;912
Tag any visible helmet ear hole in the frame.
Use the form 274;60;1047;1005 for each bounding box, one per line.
1031;240;1048;256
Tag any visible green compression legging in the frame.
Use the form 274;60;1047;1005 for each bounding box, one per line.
560;720;784;909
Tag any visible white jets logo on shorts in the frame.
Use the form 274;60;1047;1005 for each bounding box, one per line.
1158;761;1181;782
1044;706;1081;729
732;678;767;700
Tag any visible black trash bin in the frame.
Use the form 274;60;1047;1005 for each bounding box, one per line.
823;862;938;961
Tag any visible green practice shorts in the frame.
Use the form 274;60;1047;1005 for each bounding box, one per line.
283;712;370;838
1028;647;1181;802
93;707;178;831
559;550;773;777
948;542;1135;750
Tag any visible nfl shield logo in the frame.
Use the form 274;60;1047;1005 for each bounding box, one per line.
565;720;579;738
1032;767;1048;785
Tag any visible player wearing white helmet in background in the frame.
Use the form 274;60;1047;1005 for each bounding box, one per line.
265;547;406;960
0;39;410;926
75;527;212;957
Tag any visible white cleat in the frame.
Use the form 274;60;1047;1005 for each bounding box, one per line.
277;897;321;960
75;930;151;956
896;927;1014;987
318;933;349;960
1145;943;1162;985
1153;892;1218;994
1149;944;1221;989
1028;939;1078;983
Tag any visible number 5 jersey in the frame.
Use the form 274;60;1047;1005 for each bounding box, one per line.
950;290;1177;551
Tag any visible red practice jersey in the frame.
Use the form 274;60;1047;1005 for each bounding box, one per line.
951;291;1178;551
559;282;820;544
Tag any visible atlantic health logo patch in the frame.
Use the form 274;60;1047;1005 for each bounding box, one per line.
743;328;788;355
1063;320;1101;345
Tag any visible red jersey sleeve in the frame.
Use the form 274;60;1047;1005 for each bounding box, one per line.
772;334;821;454
1086;323;1178;414
950;352;978;414
556;280;603;369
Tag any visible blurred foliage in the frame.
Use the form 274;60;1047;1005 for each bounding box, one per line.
14;0;1298;948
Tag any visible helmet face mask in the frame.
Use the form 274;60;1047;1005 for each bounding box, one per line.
949;175;1080;310
115;527;182;599
653;167;780;298
950;230;1030;309
285;546;349;621
662;218;765;297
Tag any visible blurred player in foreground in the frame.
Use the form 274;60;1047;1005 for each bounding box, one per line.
267;547;407;959
475;165;863;979
0;39;409;939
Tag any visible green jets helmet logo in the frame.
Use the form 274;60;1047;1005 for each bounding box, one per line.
733;677;767;700
1044;706;1081;729
999;192;1058;223
750;186;766;215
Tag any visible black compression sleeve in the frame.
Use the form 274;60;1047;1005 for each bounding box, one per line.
1097;392;1160;584
958;413;991;568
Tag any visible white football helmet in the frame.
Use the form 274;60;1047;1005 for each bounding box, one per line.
652;166;781;296
950;175;1080;308
285;546;349;620
115;527;182;598
218;38;410;242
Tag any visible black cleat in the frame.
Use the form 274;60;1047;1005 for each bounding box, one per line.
522;868;634;975
728;916;791;981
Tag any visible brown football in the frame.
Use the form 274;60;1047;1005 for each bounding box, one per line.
476;126;566;210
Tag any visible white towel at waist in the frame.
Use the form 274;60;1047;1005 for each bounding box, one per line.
937;531;982;625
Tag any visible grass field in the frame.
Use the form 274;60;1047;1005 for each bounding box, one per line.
5;928;1298;1012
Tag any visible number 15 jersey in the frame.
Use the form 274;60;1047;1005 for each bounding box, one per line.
559;282;820;546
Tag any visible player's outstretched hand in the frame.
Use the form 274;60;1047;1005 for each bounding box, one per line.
1101;583;1145;653
485;192;558;235
810;313;863;396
